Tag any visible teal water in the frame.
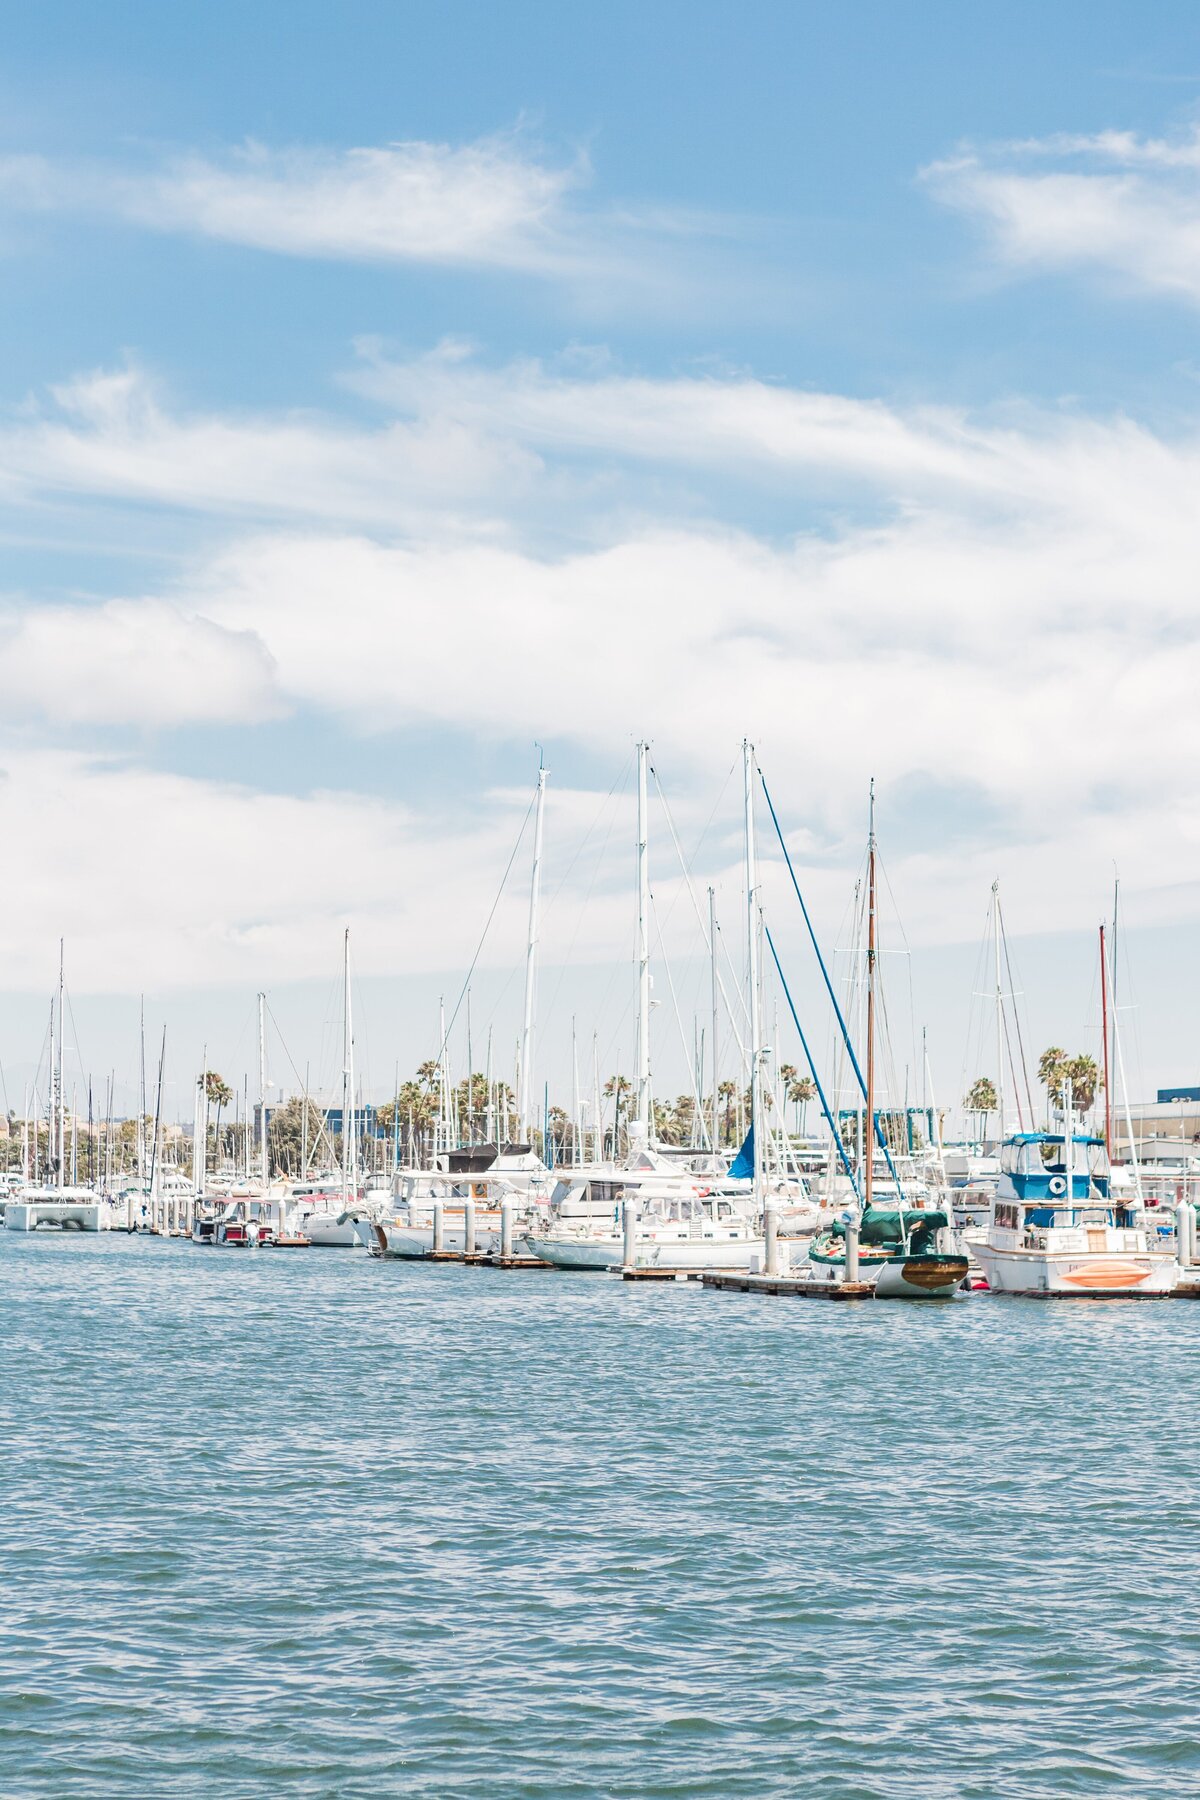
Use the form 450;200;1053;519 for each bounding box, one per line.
2;1235;1199;1798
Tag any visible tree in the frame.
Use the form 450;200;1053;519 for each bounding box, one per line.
965;1076;998;1138
1038;1047;1068;1108
203;1071;233;1169
788;1074;816;1133
267;1096;326;1177
717;1079;738;1146
1037;1047;1102;1115
1065;1053;1102;1114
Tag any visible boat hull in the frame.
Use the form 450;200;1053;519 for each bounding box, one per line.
296;1211;359;1247
523;1232;769;1272
973;1243;1179;1296
874;1254;969;1299
371;1220;503;1259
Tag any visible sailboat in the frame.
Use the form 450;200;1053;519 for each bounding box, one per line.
525;741;768;1272
290;935;367;1246
805;785;968;1297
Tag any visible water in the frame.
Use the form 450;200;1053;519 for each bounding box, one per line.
2;1235;1199;1798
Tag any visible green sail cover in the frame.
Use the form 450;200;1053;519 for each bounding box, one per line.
830;1206;949;1249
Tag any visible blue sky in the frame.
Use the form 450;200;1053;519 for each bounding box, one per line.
2;1;1200;1121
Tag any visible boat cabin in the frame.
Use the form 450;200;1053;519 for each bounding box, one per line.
991;1132;1149;1250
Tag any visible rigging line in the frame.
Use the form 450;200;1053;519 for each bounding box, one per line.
998;903;1036;1124
650;763;749;1060
649;893;714;1151
646;755;737;943
759;772;884;1139
434;786;539;1074
539;752;634;1040
262;1000;338;1166
765;922;859;1194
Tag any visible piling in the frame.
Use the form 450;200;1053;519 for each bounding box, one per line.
846;1215;860;1284
764;1204;780;1276
432;1199;445;1255
463;1196;476;1257
500;1197;514;1260
622;1199;636;1268
1177;1198;1193;1269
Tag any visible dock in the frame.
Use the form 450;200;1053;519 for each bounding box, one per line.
701;1271;876;1299
619;1266;704;1282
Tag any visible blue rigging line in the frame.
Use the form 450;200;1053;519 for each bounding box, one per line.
764;923;860;1198
759;769;903;1195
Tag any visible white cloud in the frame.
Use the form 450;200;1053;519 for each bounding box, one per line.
6;348;1200;958
1;597;278;726
0;361;542;531
925;126;1200;304
0;135;713;290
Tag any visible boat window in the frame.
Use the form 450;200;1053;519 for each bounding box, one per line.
717;1201;732;1220
995;1202;1018;1229
1038;1142;1065;1170
1087;1144;1111;1178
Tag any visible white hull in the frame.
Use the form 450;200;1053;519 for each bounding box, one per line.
873;1255;968;1299
296;1211;359;1247
524;1231;769;1272
974;1242;1179;1296
5;1197;125;1232
371;1220;503;1259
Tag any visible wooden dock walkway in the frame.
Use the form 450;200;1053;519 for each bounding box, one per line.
701;1271;875;1299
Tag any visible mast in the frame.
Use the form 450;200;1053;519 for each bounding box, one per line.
635;739;652;1136
341;932;353;1203
992;879;1004;1150
571;1017;581;1166
518;757;548;1137
743;741;764;1216
56;941;65;1193
592;1033;603;1163
1100;923;1113;1158
864;781;877;1216
149;1026;166;1231
138;996;146;1184
257;992;268;1196
708;885;719;1156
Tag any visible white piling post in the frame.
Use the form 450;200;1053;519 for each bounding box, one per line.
845;1211;860;1283
764;1203;780;1276
622;1198;637;1268
1176;1197;1192;1270
464;1195;476;1256
500;1197;513;1261
432;1198;444;1254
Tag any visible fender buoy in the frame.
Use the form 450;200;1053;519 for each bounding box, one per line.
1049;1175;1067;1196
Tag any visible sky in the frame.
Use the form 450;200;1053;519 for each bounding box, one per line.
2;0;1200;1125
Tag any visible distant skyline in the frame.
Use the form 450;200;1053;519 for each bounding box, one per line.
2;2;1200;1119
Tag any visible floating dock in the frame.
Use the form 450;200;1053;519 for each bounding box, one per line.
701;1271;876;1299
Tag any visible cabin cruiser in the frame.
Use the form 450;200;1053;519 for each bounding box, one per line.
972;1132;1179;1296
5;1186;126;1232
524;1176;770;1271
287;1173;363;1246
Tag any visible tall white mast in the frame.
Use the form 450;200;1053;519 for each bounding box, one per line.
709;886;719;1157
257;992;268;1195
992;879;1005;1148
635;740;652;1136
55;941;65;1192
341;931;354;1203
743;741;764;1214
518;758;548;1137
571;1016;581;1166
138;996;147;1185
193;1049;207;1202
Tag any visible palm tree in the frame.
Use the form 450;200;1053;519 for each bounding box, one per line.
717;1079;738;1147
1065;1053;1102;1114
788;1075;816;1134
965;1076;998;1140
1038;1047;1068;1111
203;1070;233;1172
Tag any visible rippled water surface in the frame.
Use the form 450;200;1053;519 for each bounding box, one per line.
3;1233;1200;1797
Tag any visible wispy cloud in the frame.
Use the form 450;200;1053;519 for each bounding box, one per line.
925;124;1200;305
0;133;723;292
